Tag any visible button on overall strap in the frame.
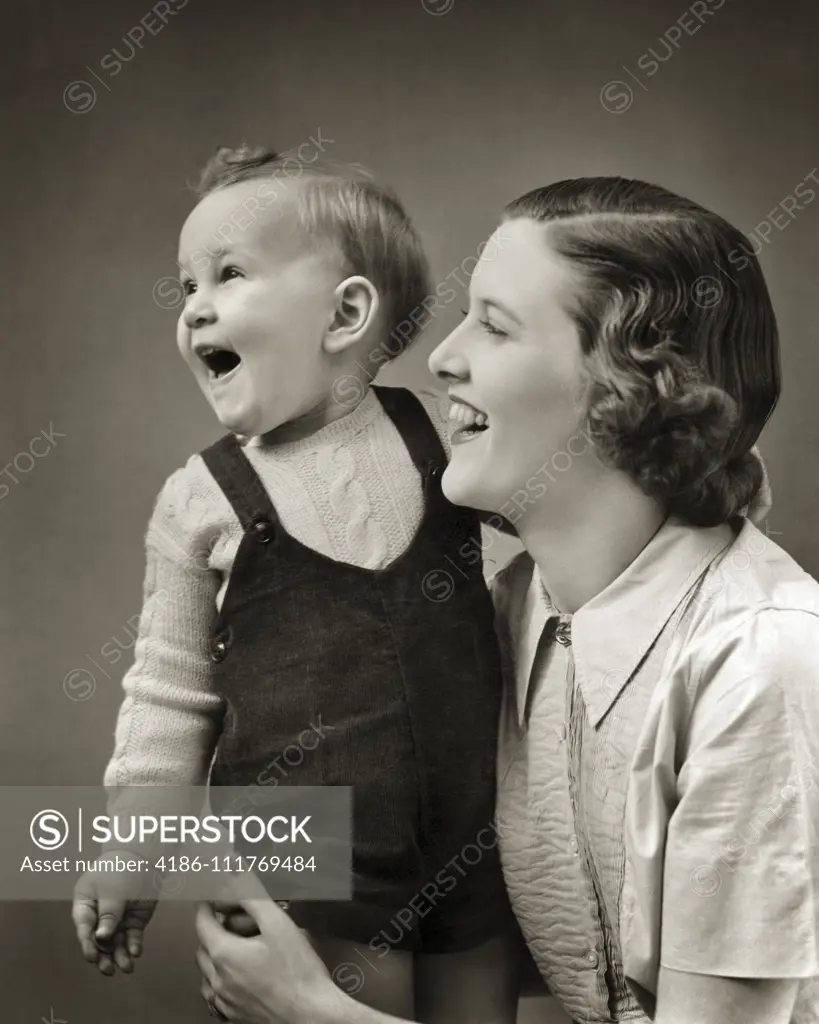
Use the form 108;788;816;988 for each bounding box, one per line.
200;434;278;531
371;386;447;479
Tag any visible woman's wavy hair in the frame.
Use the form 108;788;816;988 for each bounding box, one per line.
503;178;780;527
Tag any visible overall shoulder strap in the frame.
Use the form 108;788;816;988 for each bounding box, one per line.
199;435;278;530
372;386;447;477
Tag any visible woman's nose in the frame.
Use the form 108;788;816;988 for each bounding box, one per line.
182;291;216;330
428;328;469;383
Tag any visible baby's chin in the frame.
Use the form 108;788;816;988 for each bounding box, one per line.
207;403;262;440
198;391;265;438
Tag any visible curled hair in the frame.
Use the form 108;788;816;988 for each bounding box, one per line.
192;144;432;363
503;178;780;526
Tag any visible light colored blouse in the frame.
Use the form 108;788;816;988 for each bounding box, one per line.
493;516;819;1023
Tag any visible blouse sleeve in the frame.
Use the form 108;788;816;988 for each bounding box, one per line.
658;607;819;979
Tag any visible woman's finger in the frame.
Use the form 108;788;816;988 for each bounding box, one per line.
196;945;217;988
196;901;226;953
201;978;231;1021
210;900;242;915
210;898;259;934
224;910;261;937
235;893;285;929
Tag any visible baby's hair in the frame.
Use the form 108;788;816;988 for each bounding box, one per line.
193;144;432;364
503;178;781;527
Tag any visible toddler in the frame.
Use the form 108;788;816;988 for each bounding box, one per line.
72;146;518;1022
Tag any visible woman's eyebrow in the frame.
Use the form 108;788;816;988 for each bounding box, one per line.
483;298;523;325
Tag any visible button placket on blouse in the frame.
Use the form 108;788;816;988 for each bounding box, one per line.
562;623;608;987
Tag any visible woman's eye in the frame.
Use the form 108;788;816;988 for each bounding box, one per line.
182;279;196;296
479;317;508;338
460;307;469;318
220;266;242;282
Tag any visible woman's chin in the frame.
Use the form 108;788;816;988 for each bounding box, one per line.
441;462;494;513
440;463;471;507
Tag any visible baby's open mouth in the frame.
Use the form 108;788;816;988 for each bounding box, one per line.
449;399;489;441
197;346;242;379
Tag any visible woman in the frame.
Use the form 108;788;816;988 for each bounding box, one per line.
196;177;819;1024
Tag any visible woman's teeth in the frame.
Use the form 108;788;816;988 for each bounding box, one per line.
449;403;488;430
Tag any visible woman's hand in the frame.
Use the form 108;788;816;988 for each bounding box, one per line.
195;896;339;1024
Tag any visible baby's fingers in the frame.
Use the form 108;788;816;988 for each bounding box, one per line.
125;926;143;959
71;896;100;963
94;896;125;975
95;897;126;943
112;931;134;974
96;952;116;977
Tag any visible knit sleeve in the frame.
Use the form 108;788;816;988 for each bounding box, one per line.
103;463;224;792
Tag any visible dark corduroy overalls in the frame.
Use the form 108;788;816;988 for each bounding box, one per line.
201;386;512;951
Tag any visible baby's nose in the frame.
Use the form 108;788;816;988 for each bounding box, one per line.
183;294;216;329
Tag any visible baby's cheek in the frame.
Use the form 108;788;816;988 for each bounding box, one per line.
175;318;189;358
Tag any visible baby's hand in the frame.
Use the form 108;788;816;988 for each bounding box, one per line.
72;855;158;975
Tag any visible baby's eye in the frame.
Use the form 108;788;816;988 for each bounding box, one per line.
220;266;242;282
479;318;508;338
181;279;196;296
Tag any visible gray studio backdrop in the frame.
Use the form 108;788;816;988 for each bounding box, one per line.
3;0;818;1021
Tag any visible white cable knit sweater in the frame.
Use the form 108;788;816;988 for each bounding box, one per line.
104;387;451;791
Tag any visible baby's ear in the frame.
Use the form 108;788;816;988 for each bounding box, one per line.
324;276;379;354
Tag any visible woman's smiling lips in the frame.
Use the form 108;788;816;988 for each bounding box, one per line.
449;396;489;445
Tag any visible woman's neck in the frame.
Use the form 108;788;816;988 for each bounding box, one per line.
516;472;666;614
